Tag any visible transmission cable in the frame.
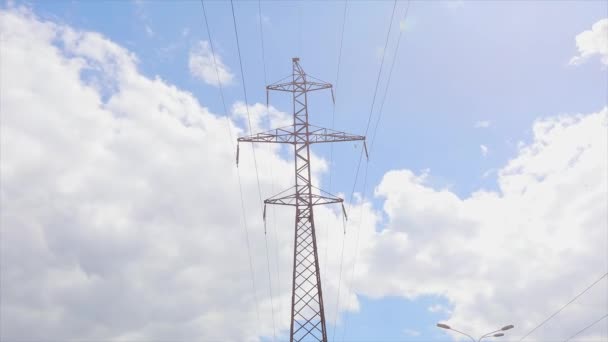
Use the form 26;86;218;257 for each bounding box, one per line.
332;1;398;340
325;0;350;338
370;0;411;153
519;272;608;341
200;0;261;331
339;1;412;340
564;313;608;342
324;0;349;271
230;0;277;338
257;0;283;335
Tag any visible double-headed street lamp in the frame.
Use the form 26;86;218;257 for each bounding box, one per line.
436;323;514;342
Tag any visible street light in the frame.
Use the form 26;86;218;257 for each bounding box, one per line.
436;323;515;342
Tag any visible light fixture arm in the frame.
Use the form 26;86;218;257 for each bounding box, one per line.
478;329;502;342
448;327;477;342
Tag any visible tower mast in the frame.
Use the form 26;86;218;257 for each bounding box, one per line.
238;58;366;342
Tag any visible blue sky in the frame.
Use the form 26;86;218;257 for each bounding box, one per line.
2;0;607;341
33;0;606;199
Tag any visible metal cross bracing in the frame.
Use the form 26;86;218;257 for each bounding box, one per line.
237;58;366;342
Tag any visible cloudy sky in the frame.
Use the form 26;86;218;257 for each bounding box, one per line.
1;0;607;341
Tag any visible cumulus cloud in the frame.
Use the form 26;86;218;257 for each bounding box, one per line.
570;18;608;66
231;101;292;136
189;40;234;87
0;8;368;341
428;304;452;315
0;8;297;340
350;108;607;341
1;6;606;342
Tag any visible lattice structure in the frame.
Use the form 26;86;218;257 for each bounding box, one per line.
237;58;365;342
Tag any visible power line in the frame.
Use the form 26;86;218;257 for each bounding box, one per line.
340;160;370;342
564;313;608;342
324;0;349;268
340;2;412;340
229;0;264;210
230;0;276;338
362;0;397;137
324;2;349;338
369;0;411;153
199;0;261;330
519;272;608;341
334;1;398;340
257;0;283;336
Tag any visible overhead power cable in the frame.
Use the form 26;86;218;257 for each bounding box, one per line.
324;0;349;265
370;0;411;153
323;1;349;338
340;1;412;340
519;272;608;341
257;0;282;336
230;0;277;338
564;313;608;342
333;1;398;340
199;0;261;330
229;0;264;210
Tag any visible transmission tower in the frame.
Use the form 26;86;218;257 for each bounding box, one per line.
237;58;367;342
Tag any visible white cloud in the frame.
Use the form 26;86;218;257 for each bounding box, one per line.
231;101;292;135
0;8;299;340
428;304;452;315
134;0;154;38
570;18;608;66
188;40;234;87
480;144;488;157
352;107;607;341
2;6;607;342
0;8;364;341
475;120;491;128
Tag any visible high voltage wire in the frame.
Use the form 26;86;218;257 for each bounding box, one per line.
519;272;608;341
257;0;283;336
199;0;261;331
333;1;398;340
564;313;608;342
327;1;350;339
370;0;411;153
202;3;603;342
229;0;264;211
324;0;349;274
339;1;412;340
229;0;277;339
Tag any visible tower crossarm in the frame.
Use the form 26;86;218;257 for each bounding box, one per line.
236;125;365;145
236;125;367;166
263;185;344;207
267;81;332;93
262;185;348;221
308;125;366;144
237;126;295;144
265;193;343;207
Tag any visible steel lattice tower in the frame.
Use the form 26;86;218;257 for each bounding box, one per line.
237;58;366;342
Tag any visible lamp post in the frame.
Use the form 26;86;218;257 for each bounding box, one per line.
436;323;514;342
